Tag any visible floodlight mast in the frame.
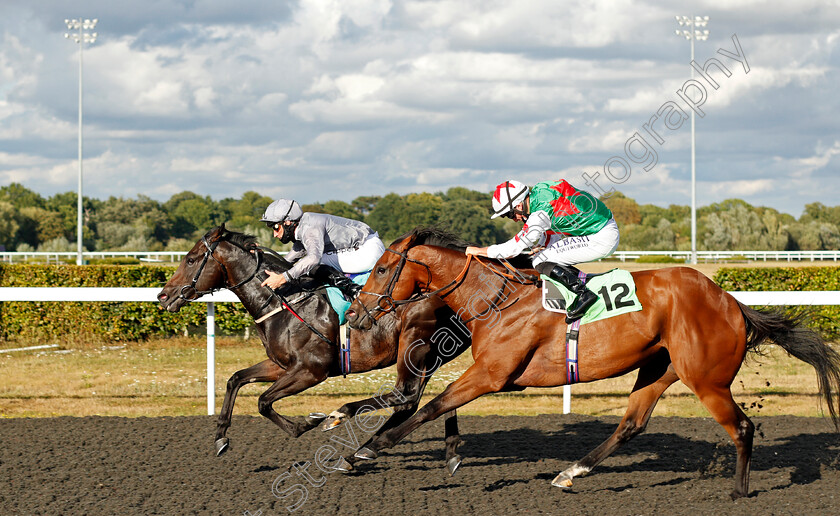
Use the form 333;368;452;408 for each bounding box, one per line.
64;18;98;265
674;16;709;265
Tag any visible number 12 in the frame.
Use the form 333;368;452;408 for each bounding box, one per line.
598;283;634;311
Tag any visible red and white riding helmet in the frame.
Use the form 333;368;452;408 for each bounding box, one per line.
491;180;529;219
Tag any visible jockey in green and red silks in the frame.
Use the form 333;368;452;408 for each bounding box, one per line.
529;180;614;236
466;179;620;323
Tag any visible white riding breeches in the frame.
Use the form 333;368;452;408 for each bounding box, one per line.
531;218;620;267
320;232;386;274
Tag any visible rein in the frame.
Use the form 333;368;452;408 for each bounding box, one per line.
474;256;539;283
356;249;469;323
272;290;336;347
357;247;537;323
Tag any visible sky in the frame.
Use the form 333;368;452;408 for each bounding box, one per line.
1;0;838;218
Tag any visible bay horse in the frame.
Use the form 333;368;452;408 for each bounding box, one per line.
157;225;470;473
345;227;840;499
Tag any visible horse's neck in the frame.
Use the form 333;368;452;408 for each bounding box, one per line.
223;246;278;317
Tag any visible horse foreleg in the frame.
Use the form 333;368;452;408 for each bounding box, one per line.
215;359;282;456
443;410;463;475
334;389;463;475
257;365;329;438
321;385;415;431
332;373;428;468
352;363;497;463
554;358;679;489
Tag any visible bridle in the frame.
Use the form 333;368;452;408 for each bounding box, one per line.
174;235;263;304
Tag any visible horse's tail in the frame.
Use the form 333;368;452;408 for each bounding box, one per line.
738;302;840;430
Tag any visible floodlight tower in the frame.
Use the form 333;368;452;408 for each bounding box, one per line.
675;15;709;265
64;18;98;265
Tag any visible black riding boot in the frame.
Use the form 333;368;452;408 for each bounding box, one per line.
546;265;598;323
313;265;360;300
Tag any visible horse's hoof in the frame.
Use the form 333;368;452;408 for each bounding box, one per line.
354;447;378;460
730;489;747;501
333;456;353;473
446;455;462;476
321;410;347;431
306;412;327;426
214;437;230;457
551;473;572;489
321;416;346;432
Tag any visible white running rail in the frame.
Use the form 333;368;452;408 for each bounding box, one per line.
2;249;839;264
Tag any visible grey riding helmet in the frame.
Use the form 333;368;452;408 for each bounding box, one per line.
260;199;303;223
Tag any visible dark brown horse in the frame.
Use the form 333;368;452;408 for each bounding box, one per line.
346;227;840;499
157;225;470;473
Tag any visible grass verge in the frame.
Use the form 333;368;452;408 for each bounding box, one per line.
0;337;834;419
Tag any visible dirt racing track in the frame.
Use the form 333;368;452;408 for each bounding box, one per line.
1;414;838;515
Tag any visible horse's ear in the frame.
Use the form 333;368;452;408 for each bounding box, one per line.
402;228;421;250
207;223;226;242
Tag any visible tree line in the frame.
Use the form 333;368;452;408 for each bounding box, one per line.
1;182;838;253
605;193;840;252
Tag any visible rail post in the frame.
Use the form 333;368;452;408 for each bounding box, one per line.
563;385;571;414
207;302;216;415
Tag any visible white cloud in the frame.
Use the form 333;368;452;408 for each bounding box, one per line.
306;131;378;161
567;124;638;154
707;178;775;197
255;92;287;110
170;155;238;173
0;0;836;219
193;86;217;111
422;0;667;48
783;140;840;179
415;167;473;185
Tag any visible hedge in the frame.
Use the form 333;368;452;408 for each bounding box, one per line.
3;264;837;343
635;255;682;264
0;264;253;343
714;266;840;340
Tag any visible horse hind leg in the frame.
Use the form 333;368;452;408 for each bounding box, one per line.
554;356;679;489
351;361;502;465
215;359;282;456
685;382;754;500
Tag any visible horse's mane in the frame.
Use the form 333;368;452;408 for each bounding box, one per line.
206;226;292;271
220;228;259;249
391;225;535;271
391;226;476;251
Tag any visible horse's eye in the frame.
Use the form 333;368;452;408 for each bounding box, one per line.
377;266;387;275
187;258;196;266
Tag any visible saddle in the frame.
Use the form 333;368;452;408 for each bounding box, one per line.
541;269;642;325
323;271;371;325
